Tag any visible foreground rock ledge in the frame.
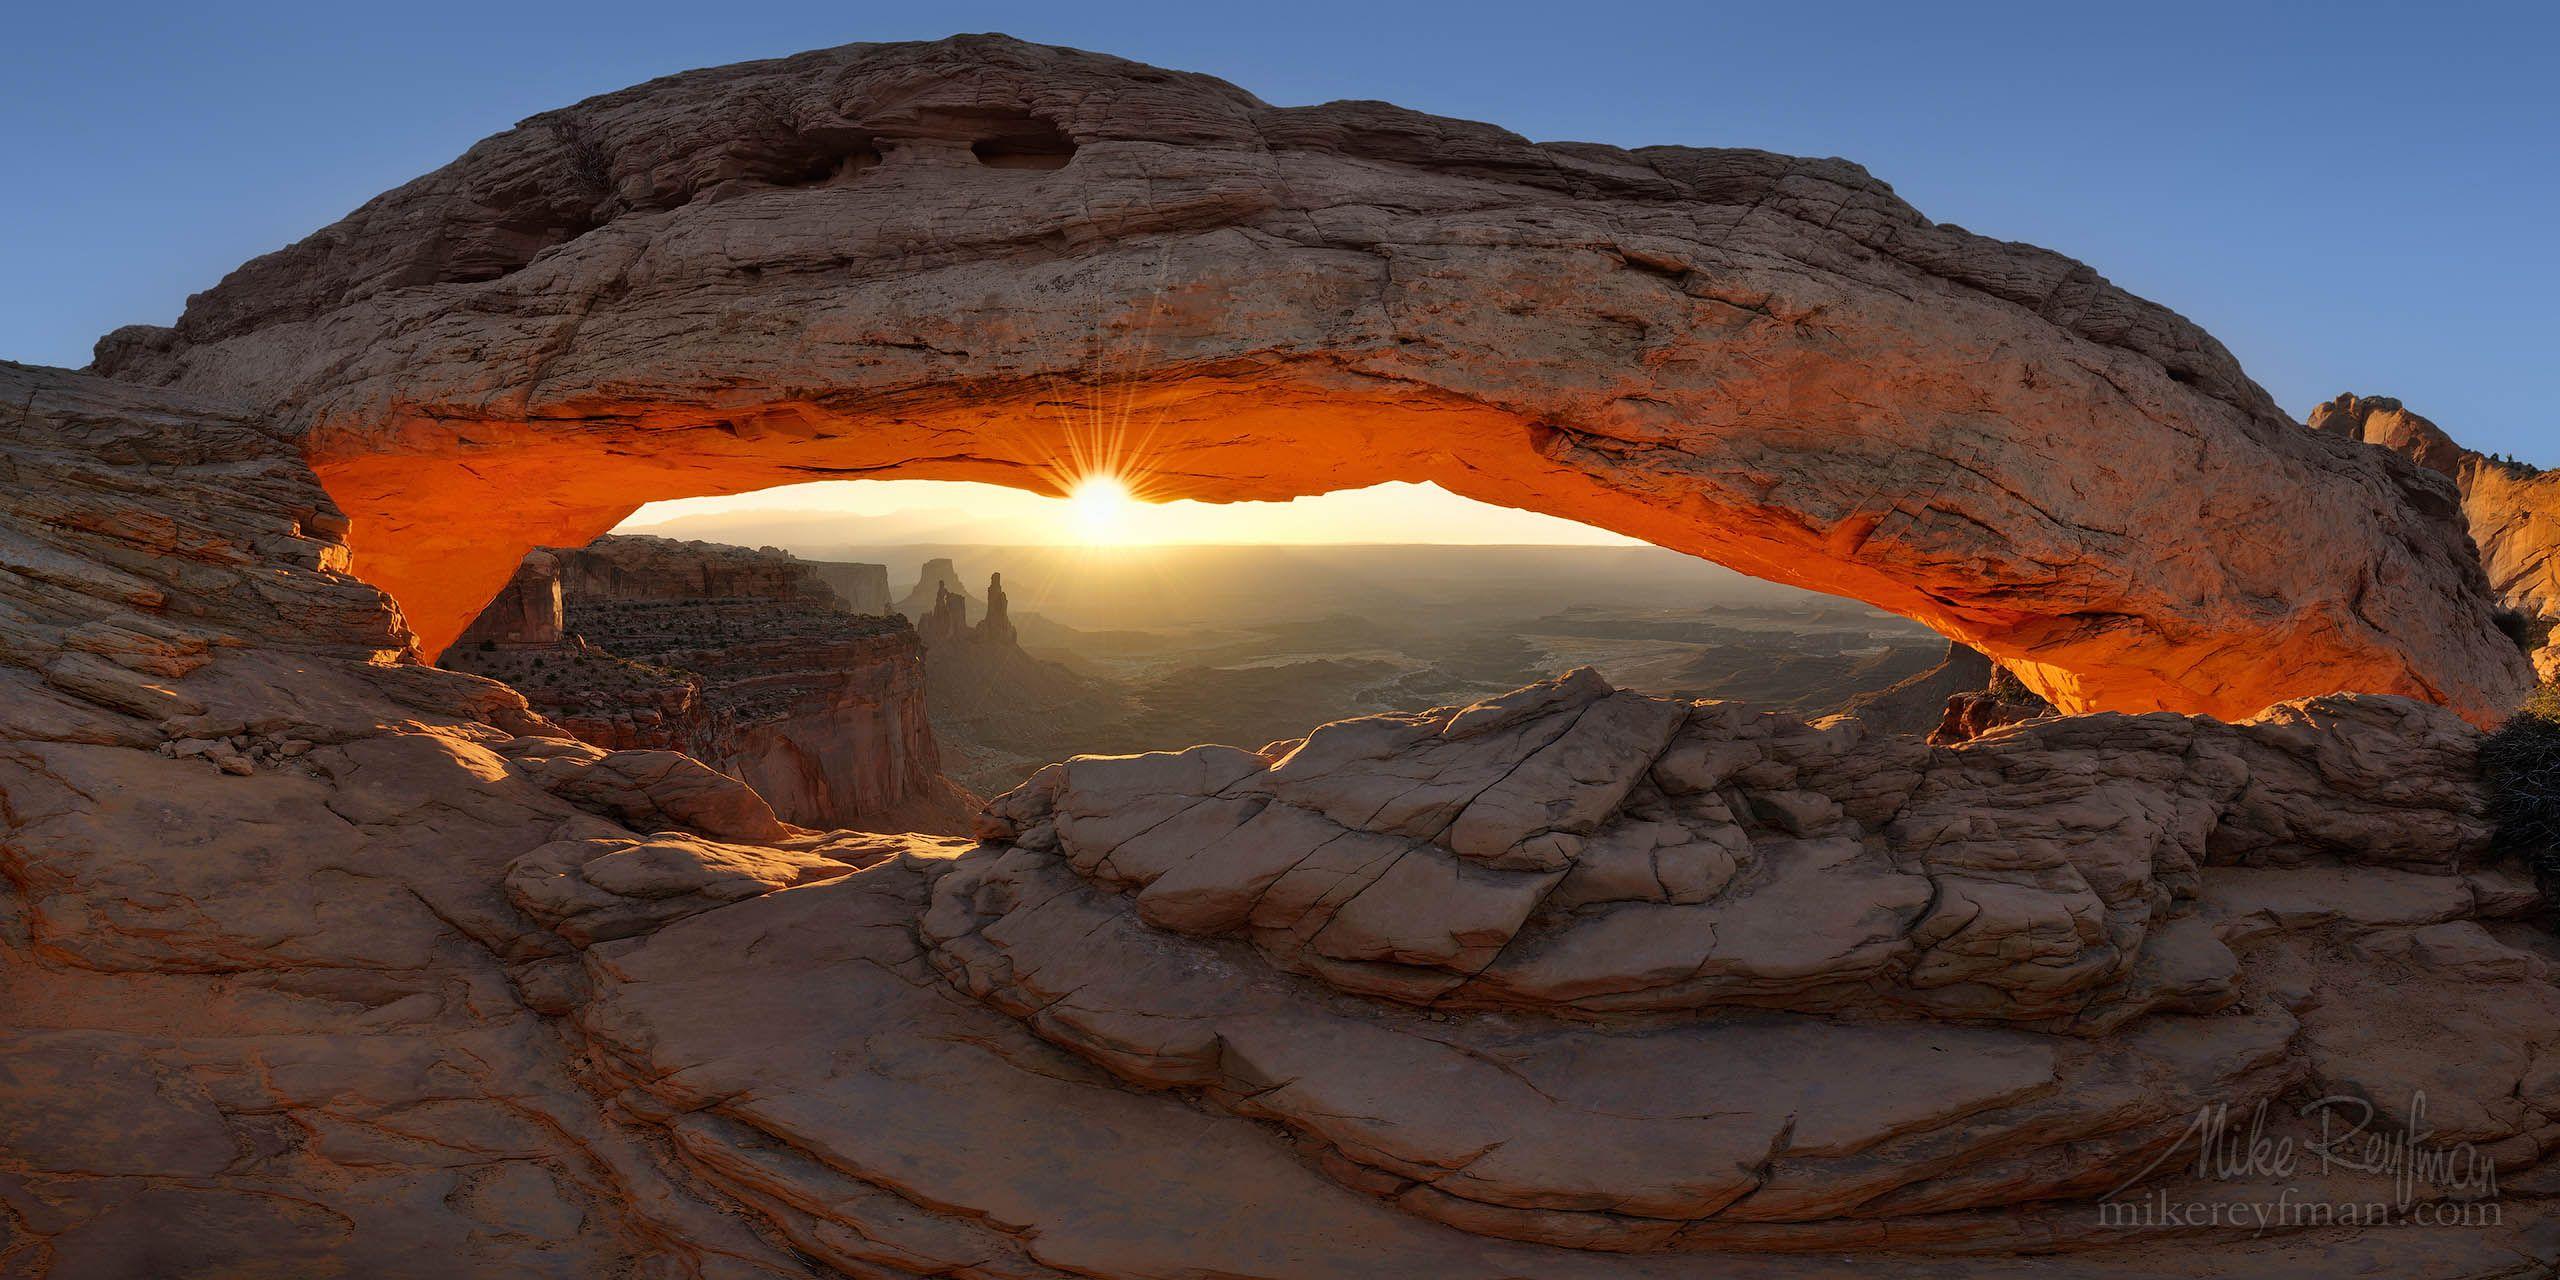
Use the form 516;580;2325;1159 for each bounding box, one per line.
89;35;2527;722
5;361;2557;1277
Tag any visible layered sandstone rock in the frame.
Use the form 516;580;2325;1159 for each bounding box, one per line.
938;674;2558;1254
2313;393;2560;684
554;533;841;607
967;669;2494;1029
4;361;2556;1276
0;363;812;1277
446;535;970;833
85;36;2526;723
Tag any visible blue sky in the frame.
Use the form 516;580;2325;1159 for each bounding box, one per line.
5;1;2551;459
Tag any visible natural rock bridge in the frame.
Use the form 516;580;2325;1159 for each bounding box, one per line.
93;35;2526;722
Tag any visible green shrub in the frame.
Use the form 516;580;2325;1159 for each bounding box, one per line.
2482;685;2560;882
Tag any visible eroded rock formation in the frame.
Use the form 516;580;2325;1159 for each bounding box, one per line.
2313;393;2560;683
979;571;1017;647
445;535;970;832
1826;640;1995;735
84;36;2527;723
917;580;971;648
894;558;968;622
3;361;2556;1276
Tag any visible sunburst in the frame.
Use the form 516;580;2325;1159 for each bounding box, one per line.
1068;473;1141;544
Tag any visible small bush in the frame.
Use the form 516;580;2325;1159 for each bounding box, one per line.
2524;682;2560;723
1987;664;2055;712
2482;685;2560;882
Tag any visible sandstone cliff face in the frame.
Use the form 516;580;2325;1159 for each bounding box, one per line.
84;36;2525;723
2314;393;2560;683
453;548;564;646
554;534;840;607
1825;640;1995;735
810;559;893;613
3;361;2556;1276
448;535;970;833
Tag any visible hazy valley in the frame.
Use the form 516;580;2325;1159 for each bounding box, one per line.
651;535;1952;795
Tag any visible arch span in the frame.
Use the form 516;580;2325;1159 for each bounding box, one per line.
91;35;2526;722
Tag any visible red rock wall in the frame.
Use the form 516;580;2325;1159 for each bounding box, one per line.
722;628;953;830
2313;394;2560;685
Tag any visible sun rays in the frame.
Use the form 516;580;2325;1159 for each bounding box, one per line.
1068;474;1141;544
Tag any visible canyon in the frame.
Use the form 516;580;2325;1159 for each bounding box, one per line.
4;32;2558;1280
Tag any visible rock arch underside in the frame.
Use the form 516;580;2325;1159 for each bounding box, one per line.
8;34;2559;1280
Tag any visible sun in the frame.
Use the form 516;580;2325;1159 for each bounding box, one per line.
1069;474;1141;544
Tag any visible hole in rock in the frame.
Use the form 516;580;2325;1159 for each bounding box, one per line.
972;138;1074;170
966;115;1077;169
778;141;883;187
437;477;1973;836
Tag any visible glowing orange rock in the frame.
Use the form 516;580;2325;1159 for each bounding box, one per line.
2312;393;2560;683
93;35;2528;722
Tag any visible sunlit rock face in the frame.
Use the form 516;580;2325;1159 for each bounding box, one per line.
5;361;2557;1276
87;35;2525;723
2312;393;2560;682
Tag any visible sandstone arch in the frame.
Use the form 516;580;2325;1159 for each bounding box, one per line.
91;35;2526;721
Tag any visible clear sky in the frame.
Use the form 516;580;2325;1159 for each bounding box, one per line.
5;1;2550;542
